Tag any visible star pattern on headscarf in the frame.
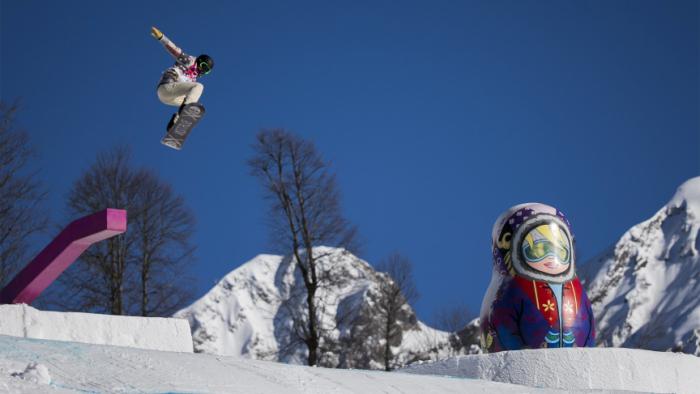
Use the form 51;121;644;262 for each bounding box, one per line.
508;208;535;231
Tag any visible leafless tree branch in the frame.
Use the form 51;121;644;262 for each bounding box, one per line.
0;101;47;287
37;146;196;316
249;129;358;366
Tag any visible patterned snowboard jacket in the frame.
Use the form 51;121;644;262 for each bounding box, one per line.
157;34;200;86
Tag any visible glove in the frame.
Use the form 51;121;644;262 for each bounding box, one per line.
151;26;164;40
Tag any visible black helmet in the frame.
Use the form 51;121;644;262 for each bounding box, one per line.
196;54;214;75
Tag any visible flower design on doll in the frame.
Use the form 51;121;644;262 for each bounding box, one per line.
542;299;556;312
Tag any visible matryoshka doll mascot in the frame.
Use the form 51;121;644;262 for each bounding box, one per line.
480;203;595;352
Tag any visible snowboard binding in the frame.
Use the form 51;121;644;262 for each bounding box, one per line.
161;103;206;150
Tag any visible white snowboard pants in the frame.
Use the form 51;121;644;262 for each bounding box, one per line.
157;82;203;107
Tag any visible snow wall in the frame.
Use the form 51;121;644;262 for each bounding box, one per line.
403;347;700;393
0;304;193;353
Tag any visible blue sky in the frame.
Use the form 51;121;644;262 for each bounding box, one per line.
1;1;698;325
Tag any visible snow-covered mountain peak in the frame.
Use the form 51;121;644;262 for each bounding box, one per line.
668;176;700;215
175;247;456;368
581;177;700;355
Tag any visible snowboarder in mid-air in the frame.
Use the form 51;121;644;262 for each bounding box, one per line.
151;26;214;150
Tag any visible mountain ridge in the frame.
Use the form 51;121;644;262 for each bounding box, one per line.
581;177;700;355
175;247;470;368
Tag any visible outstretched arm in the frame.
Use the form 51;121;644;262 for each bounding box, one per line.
151;26;184;59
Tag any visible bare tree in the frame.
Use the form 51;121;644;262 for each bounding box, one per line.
375;252;420;371
59;147;138;314
130;170;196;316
434;303;482;355
0;102;47;286
40;146;195;316
434;303;473;332
248;129;358;366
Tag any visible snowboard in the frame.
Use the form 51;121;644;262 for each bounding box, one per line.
161;103;206;150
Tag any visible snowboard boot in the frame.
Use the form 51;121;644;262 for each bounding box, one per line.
167;112;179;131
169;101;192;129
167;101;193;131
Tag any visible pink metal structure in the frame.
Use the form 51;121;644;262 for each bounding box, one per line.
0;208;127;305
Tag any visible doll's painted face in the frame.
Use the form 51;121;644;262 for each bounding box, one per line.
521;223;571;275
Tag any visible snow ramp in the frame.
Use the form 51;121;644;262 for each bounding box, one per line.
0;334;628;393
404;347;700;393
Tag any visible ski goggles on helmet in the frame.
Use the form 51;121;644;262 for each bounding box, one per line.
521;223;571;265
197;61;211;75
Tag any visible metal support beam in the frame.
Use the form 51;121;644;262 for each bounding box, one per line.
0;209;127;305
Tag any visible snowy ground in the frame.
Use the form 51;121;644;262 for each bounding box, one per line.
0;305;192;353
0;334;635;393
405;347;700;393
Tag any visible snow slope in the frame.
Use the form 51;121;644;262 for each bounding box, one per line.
0;304;192;353
404;347;700;393
175;247;455;367
581;177;700;355
0;334;573;393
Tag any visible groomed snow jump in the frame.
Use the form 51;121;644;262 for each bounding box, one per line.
403;347;700;393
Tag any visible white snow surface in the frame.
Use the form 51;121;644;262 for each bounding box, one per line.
581;176;700;355
669;176;700;217
0;304;193;353
404;347;700;393
175;247;452;365
175;253;285;358
0;334;589;393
